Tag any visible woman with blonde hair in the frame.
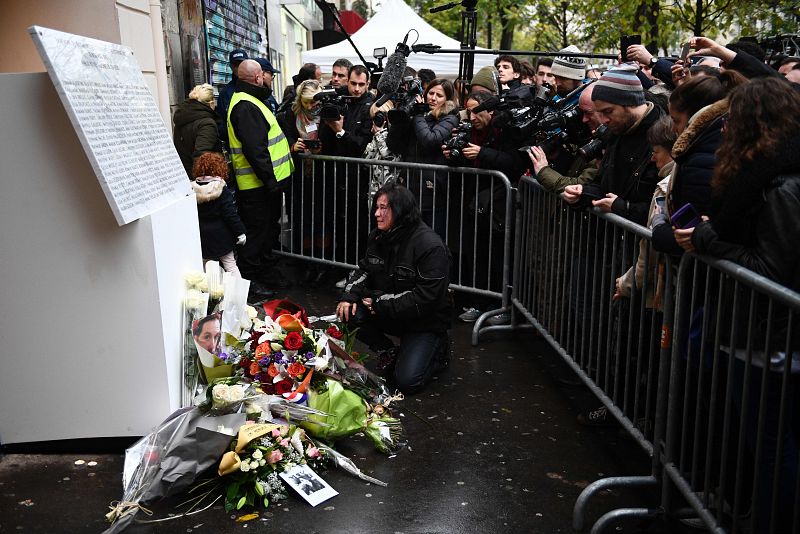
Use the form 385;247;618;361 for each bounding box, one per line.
173;83;222;177
277;79;323;154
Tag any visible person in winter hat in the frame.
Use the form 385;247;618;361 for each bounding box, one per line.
551;45;586;97
191;152;247;276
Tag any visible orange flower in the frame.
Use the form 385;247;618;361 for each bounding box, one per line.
255;342;271;359
277;313;304;332
267;363;280;378
287;362;306;377
249;362;260;376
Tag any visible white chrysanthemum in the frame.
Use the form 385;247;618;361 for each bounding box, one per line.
185;271;205;288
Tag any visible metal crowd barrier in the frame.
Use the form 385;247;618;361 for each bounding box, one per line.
662;254;800;534
278;153;516;306
511;176;672;531
511;176;800;533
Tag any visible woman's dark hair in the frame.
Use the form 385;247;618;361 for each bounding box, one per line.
426;78;456;118
713;78;800;190
372;182;420;230
669;70;745;117
647;115;677;151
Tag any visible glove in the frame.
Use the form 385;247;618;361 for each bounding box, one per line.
236;234;247;246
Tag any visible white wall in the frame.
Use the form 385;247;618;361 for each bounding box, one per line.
0;73;202;443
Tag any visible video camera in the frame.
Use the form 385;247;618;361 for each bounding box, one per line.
443;121;473;161
489;83;553;137
387;76;429;123
314;88;349;121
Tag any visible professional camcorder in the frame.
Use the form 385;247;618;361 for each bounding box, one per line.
443;121;473;161
314;88;349;121
387;76;429;123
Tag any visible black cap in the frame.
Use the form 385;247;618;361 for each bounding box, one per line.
254;57;280;74
229;49;248;64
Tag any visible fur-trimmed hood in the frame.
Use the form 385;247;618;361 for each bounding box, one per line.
192;176;226;203
672;99;728;159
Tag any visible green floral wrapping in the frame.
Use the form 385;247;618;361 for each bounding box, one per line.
301;379;405;454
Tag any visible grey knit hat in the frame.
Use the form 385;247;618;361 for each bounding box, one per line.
550;45;586;81
591;64;645;107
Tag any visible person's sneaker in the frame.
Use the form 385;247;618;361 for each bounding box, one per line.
458;307;481;322
577;406;613;427
487;311;511;326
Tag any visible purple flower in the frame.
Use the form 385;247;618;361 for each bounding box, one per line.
258;356;271;366
274;351;287;364
219;352;229;362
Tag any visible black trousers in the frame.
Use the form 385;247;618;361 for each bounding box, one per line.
236;187;281;279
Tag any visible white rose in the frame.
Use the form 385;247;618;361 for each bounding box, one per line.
240;462;251;472
245;306;258;320
185;289;204;311
185;271;205;288
228;385;246;403
252;449;263;460
259;459;266;466
245;402;263;416
211;384;229;407
250;460;260;469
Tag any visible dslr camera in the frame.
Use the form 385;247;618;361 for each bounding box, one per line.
578;124;611;161
314;88;348;121
443;121;473;161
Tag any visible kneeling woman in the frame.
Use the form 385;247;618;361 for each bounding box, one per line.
335;182;452;394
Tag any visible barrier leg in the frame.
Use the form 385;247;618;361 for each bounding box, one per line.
589;507;659;534
573;475;657;531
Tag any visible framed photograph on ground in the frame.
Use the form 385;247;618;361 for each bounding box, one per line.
279;464;338;506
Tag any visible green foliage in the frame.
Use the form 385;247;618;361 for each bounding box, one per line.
402;0;798;58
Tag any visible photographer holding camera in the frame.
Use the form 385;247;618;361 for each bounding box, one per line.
562;64;664;226
319;65;374;158
386;78;460;239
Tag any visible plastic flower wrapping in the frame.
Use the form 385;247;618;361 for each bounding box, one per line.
104;288;405;532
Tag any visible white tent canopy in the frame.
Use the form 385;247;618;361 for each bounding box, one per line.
302;0;496;78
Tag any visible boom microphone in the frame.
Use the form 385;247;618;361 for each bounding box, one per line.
376;33;413;104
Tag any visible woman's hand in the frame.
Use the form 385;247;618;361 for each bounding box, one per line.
592;193;618;212
293;139;306;153
336;301;357;322
673;227;696;253
673;216;710;253
361;297;376;315
687;36;735;65
563;184;583;204
671;60;689;86
528;146;549;174
462;143;481;160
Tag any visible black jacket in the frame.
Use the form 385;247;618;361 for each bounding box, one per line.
692;135;800;289
652;99;726;255
339;220;452;333
580;103;663;225
173;99;221;177
192;178;246;259
387;105;460;209
471;125;526;184
229;80;285;192
319;92;374;158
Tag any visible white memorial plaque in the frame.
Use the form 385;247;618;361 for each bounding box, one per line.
29;26;192;226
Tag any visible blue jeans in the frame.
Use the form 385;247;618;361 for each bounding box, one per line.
351;312;448;394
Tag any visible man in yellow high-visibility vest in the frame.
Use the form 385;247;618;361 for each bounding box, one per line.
227;59;294;291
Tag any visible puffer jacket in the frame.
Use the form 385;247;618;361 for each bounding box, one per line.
173;99;222;178
651;99;726;255
338;220;452;334
192;177;246;259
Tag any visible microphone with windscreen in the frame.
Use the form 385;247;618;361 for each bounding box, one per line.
375;32;413;107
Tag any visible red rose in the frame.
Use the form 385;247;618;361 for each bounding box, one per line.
261;382;276;395
287;362;306;377
284;332;303;350
274;379;293;395
326;325;344;340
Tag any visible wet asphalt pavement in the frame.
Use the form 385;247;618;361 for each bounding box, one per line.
0;262;686;533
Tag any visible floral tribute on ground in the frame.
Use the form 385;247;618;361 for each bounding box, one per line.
102;270;404;533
